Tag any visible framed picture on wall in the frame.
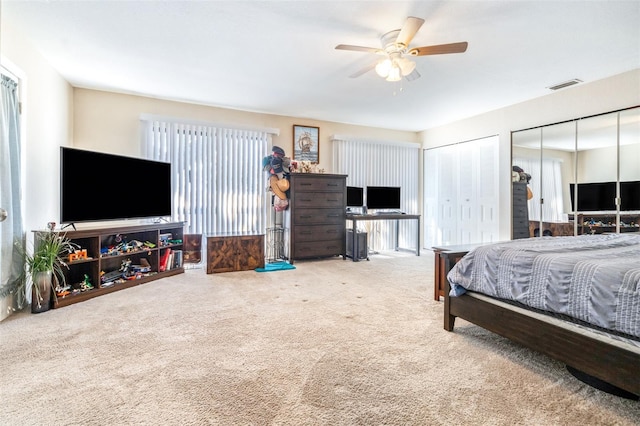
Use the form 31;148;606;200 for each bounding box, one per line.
293;125;319;163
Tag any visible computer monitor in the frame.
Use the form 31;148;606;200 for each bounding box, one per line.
346;186;364;207
366;186;401;210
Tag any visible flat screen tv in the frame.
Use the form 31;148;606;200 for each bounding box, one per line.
60;147;172;224
346;186;364;207
366;186;401;210
620;181;640;211
569;182;616;212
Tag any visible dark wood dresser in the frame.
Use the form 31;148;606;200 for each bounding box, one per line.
512;182;530;239
289;173;347;263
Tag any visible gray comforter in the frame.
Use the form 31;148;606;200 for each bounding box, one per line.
447;234;640;339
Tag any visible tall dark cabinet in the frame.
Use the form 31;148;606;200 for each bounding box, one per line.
512;182;530;239
289;173;347;263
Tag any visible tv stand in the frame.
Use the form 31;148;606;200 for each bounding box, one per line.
34;222;184;310
61;222;77;231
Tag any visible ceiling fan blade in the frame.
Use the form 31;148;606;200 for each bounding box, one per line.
408;41;468;56
335;44;383;54
349;62;377;78
396;16;425;47
404;69;421;82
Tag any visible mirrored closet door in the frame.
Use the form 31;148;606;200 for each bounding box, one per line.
511;106;640;238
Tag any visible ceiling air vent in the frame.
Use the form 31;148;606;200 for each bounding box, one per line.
547;79;583;91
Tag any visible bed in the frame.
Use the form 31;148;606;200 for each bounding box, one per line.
443;233;640;397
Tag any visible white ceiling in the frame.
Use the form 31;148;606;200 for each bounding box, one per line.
4;1;640;132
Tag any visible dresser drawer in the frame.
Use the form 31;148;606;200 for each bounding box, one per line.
292;191;344;209
513;183;527;194
292;240;344;259
512;217;529;230
292;176;345;192
292;208;345;225
293;224;345;242
512;204;529;218
513;229;531;239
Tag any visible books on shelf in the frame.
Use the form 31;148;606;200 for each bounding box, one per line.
159;248;183;271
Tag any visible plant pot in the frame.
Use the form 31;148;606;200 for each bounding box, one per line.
31;271;52;314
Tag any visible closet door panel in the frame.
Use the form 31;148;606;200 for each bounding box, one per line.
476;136;499;242
619;108;640;218
423;136;499;247
423;149;440;248
437;144;458;245
456;142;477;244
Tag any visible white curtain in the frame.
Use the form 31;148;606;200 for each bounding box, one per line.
142;118;272;235
513;156;564;221
0;74;25;309
332;137;419;251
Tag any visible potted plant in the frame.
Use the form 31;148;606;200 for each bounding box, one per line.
16;230;77;313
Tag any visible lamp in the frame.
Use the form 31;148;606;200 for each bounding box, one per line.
375;58;392;78
386;63;402;82
374;55;416;82
398;57;416;75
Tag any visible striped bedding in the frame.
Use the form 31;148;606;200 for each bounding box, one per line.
447;234;640;339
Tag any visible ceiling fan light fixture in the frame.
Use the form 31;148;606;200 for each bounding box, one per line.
336;15;468;83
375;58;392;78
386;64;402;82
398;57;416;76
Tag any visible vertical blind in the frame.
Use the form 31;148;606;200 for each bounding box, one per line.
142;118;272;235
513;156;565;222
332;137;420;251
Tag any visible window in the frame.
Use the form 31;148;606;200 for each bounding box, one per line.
332;136;419;251
142;117;275;235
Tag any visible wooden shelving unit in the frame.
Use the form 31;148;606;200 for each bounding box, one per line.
35;222;185;309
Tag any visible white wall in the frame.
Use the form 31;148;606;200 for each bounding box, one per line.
420;69;640;240
72;88;419;171
578;144;640;183
1;21;73;235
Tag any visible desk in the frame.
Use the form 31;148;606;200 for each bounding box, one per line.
345;213;420;262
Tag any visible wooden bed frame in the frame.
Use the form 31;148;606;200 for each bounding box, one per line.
442;257;640;397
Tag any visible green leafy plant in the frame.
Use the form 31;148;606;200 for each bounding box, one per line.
15;230;78;309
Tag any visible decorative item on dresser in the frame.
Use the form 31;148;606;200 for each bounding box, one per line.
288;173;347;264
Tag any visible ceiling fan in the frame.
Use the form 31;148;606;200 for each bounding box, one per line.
335;16;468;82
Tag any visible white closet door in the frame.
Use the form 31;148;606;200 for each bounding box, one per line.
436;144;458;246
423;136;499;247
475;136;500;242
423;149;440;248
456;142;478;244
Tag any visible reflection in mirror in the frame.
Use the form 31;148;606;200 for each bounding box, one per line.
511;106;639;238
512;122;576;237
540;122;575;236
619;108;640;232
577;112;621;233
512;128;540;238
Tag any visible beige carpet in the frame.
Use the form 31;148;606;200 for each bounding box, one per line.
1;251;638;425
